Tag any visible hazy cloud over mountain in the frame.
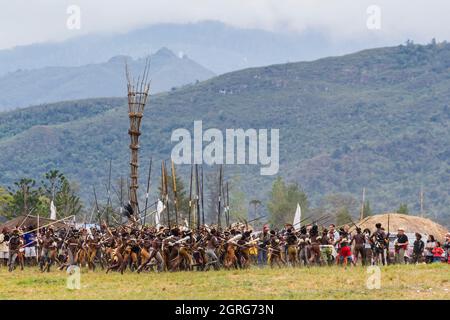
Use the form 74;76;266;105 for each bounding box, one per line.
1;0;449;50
0;47;214;111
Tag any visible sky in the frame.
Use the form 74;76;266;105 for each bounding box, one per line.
0;0;448;50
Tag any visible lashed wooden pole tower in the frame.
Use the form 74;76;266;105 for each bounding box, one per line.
126;59;150;216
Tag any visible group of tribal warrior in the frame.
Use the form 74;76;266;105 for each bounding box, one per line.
1;220;450;273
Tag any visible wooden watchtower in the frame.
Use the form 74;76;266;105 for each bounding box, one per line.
126;60;150;216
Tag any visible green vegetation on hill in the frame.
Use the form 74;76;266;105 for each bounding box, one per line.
0;98;125;140
0;42;450;227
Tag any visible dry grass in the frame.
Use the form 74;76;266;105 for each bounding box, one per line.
0;263;449;300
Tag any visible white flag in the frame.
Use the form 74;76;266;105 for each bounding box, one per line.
293;203;301;230
50;200;57;220
156;199;164;229
155;210;160;229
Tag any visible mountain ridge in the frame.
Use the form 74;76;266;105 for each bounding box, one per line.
0;20;391;76
0;47;214;111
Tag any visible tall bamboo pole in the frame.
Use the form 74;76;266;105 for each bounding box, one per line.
106;159;112;225
162;161;171;228
226;181;230;227
188;164;193;227
119;177;124;217
195;164;200;230
93;186;101;223
22;183;29;216
143;158;152;226
217;165;223;228
161;161;169;228
171;160;179;226
420;185;424;217
200;165;205;225
36;213;40;263
359;187;365;221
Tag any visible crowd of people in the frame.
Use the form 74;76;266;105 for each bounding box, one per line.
0;221;449;273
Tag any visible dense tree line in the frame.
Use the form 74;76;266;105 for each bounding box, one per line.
0;170;82;219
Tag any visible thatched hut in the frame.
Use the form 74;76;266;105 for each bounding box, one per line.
0;215;70;231
350;213;449;241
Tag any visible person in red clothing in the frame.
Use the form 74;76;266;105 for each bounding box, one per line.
432;242;444;263
337;238;352;266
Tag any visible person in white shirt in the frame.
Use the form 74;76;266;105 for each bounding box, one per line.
0;228;10;266
328;224;340;245
425;235;436;264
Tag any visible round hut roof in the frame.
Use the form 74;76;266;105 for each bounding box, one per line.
0;215;70;232
351;213;448;241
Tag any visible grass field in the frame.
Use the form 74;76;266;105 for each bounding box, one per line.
0;264;449;300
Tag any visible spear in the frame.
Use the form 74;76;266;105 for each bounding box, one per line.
386;213;391;265
18;209;35;229
171;160;179;226
106;159;112;225
225;181;230;226
162;160;171;228
103;183;112;224
161;161;167;227
138;200;159;215
221;179;227;226
119;176;124;217
188;164;193;227
119;177;123;206
217;165;223;228
22;215;75;235
143;157;152;226
110;183;121;205
36;213;40;263
247;215;266;224
195;164;201;230
348;215;370;230
319;215;335;228
315;214;333;226
387;213;390;236
126;178;130;202
200;165;205;225
359;187;365;221
92;186;101;224
295;214;330;229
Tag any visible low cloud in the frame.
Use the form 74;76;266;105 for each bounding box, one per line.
0;0;448;49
